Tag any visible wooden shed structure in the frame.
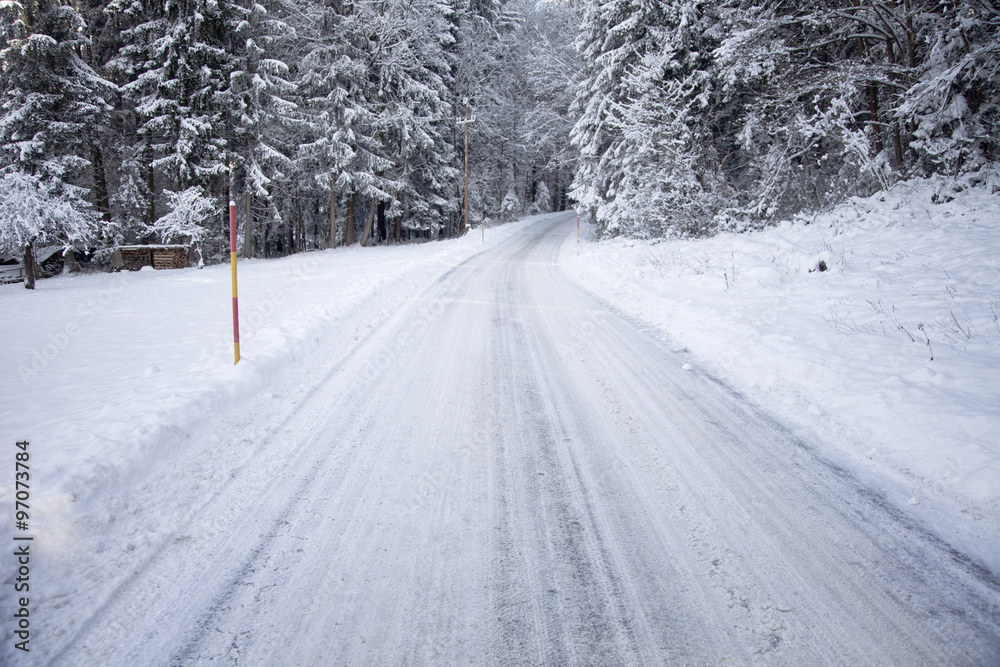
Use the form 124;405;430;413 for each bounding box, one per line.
111;245;190;271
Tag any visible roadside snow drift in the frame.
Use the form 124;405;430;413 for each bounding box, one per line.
0;219;534;550
562;175;1000;544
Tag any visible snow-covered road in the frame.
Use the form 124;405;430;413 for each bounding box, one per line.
28;213;1000;664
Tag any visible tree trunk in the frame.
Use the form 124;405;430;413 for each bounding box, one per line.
329;183;336;249
850;5;884;157
296;195;303;251
394;215;401;243
883;36;904;171
146;147;155;228
23;243;36;290
92;144;111;222
377;200;386;243
866;83;883;154
359;198;377;246
244;190;254;259
346;193;355;245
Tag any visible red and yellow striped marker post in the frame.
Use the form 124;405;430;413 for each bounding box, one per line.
230;200;240;365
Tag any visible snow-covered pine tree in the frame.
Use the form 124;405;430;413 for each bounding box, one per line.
291;0;355;248
393;0;460;239
295;0;395;247
530;179;551;214
110;145;153;243
519;0;581;215
499;188;520;221
569;0;666;236
319;0;458;243
228;0;297;257
605;1;729;238
453;0;533;224
0;0;113;287
107;0;238;250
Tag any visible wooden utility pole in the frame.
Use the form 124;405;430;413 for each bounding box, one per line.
458;98;475;236
464;100;470;236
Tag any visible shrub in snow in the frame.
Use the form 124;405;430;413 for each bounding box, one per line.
151;187;216;246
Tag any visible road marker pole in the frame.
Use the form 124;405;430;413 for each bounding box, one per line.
482;210;485;243
464;100;470;236
577;213;580;256
230;200;240;365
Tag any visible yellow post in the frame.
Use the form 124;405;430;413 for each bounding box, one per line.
230;200;240;364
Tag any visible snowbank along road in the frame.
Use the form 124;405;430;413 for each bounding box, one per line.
24;212;1000;664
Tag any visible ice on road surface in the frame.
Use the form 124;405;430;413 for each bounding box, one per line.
11;213;1000;664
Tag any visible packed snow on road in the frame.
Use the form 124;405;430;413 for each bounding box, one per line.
2;187;1000;663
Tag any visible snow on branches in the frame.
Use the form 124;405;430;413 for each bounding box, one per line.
0;170;95;254
151;187;216;245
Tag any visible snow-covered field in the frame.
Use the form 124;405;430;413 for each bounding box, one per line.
561;175;1000;563
0;219;535;552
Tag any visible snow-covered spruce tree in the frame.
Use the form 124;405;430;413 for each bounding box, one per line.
570;0;728;238
110;144;154;244
0;0;112;287
520;0;582;216
379;0;459;241
297;0;459;246
499;188;520;221
569;0;667;237
529;179;551;214
605;1;729;238
107;0;238;252
294;0;371;248
357;0;457;243
228;0;297;257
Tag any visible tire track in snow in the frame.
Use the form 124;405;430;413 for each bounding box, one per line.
37;212;1000;665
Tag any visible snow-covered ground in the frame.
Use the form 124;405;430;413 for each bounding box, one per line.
0;218;535;552
561;175;1000;563
3;211;997;664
